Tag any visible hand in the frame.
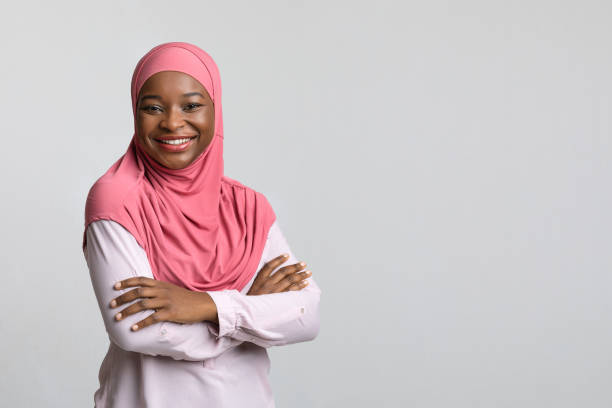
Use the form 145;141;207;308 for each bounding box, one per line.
108;277;218;331
247;253;312;296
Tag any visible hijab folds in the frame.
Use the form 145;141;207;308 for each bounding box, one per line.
83;42;276;292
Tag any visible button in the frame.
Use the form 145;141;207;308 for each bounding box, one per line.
300;307;305;314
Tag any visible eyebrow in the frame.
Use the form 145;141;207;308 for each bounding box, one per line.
140;92;206;101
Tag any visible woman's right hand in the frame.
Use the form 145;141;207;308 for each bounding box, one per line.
247;254;312;295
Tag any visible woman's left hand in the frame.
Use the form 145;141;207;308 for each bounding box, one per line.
108;277;218;331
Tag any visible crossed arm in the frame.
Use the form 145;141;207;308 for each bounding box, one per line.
83;219;321;361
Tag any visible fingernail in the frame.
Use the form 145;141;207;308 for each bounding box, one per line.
114;282;121;289
282;253;289;258
110;299;117;307
131;324;139;331
305;270;312;275
115;313;122;320
299;262;306;267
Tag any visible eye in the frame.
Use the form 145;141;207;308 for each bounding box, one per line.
140;105;162;113
184;103;203;111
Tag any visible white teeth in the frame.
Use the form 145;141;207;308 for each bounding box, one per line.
158;137;192;145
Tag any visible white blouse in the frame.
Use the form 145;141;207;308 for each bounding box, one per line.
83;219;321;407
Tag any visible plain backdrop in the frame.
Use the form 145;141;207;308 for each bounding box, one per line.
0;0;610;407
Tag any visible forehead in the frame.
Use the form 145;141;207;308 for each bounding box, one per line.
139;70;211;100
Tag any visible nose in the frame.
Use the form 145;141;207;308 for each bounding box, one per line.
161;106;186;131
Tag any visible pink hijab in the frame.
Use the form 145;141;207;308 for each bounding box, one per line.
83;42;276;292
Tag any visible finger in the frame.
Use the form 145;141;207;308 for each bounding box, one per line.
131;310;169;331
114;276;158;290
110;287;159;308
253;254;290;285
276;270;312;292
114;298;167;321
287;280;310;291
270;261;307;284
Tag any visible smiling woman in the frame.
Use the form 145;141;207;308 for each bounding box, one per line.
82;42;321;407
136;71;215;169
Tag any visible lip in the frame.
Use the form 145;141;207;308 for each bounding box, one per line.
154;134;198;141
153;135;198;152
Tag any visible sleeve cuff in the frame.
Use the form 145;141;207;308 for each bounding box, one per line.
206;290;239;338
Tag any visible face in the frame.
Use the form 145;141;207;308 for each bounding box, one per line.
135;71;215;170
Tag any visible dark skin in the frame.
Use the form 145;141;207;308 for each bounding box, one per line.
110;71;312;331
134;70;215;169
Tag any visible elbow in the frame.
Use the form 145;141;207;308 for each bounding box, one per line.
105;320;159;356
303;314;320;342
107;327;143;354
301;292;321;342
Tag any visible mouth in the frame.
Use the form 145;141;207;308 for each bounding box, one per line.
153;135;198;152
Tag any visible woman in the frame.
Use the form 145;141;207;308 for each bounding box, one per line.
82;42;321;407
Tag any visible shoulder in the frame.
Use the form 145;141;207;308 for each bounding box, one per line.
85;169;141;218
267;219;279;239
221;175;248;190
85;219;146;253
267;219;292;253
87;218;135;237
221;175;273;206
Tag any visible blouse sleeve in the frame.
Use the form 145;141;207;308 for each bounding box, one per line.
205;220;322;348
83;219;243;361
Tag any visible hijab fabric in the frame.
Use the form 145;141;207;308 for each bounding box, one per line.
83;42;276;292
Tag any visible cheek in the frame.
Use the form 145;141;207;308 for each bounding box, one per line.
196;109;214;132
196;115;213;131
137;116;155;132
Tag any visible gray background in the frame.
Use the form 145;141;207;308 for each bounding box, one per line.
0;0;610;406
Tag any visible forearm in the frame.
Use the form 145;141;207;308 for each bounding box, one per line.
201;292;219;324
206;220;322;348
85;220;241;361
107;290;231;361
207;280;321;348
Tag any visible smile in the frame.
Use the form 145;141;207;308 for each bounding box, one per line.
158;137;195;145
154;135;198;152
